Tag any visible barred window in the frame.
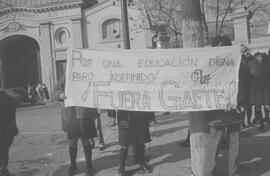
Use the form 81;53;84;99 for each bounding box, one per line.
102;18;122;40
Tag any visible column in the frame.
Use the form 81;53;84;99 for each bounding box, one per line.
230;5;253;44
39;22;54;99
71;18;83;48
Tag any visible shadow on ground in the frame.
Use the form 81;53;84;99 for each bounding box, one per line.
51;112;270;176
51;113;191;176
214;125;270;176
238;125;270;176
51;140;191;176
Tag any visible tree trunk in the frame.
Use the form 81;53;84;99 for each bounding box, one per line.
181;0;204;48
181;1;208;176
201;14;209;44
201;0;209;44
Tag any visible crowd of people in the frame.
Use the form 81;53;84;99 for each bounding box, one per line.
27;83;49;105
2;43;270;176
238;45;270;131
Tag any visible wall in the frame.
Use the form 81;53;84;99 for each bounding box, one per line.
83;1;152;49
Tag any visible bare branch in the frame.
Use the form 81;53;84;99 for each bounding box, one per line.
216;0;220;36
143;4;153;29
218;0;234;36
247;0;259;9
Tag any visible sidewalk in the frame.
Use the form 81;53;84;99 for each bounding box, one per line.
9;109;270;176
16;101;61;112
50;112;192;176
50;113;270;176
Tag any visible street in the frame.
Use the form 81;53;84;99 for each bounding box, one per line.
7;103;270;176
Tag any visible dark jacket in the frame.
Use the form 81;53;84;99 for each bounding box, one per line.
247;55;268;90
117;110;153;146
0;91;18;139
205;110;241;132
117;110;153;130
237;55;251;106
54;78;98;139
263;55;270;89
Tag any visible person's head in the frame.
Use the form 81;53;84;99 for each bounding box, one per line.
262;53;268;60
240;44;251;57
254;52;263;63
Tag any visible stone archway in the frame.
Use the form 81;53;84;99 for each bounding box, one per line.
0;35;41;89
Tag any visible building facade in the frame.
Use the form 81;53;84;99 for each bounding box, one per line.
0;0;152;95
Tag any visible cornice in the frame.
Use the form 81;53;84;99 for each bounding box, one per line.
83;0;112;16
0;1;82;14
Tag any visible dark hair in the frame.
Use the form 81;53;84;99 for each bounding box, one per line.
211;36;232;47
254;52;263;58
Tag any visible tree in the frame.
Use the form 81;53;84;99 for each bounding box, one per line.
242;0;270;36
200;0;234;43
136;0;234;46
135;0;182;47
243;0;270;14
181;0;206;176
200;0;270;43
134;0;270;47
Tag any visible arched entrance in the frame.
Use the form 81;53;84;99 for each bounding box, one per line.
0;35;41;89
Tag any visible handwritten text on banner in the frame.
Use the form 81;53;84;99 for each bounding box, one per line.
65;46;241;112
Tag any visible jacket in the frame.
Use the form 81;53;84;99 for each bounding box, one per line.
0;90;18;138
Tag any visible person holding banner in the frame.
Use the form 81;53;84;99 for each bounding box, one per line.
237;45;252;128
202;38;242;176
248;52;270;131
263;50;270;124
117;110;153;176
54;77;99;176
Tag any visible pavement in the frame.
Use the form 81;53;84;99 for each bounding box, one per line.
7;103;270;176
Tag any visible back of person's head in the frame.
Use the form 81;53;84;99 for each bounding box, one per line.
211;36;232;47
262;53;268;59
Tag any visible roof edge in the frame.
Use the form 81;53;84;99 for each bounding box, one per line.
0;0;83;12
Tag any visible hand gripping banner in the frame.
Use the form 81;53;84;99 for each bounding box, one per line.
64;46;241;112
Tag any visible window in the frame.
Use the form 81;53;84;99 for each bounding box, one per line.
55;60;66;82
55;28;70;46
102;18;122;41
57;30;68;45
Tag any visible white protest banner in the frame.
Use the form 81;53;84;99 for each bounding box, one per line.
64;46;241;112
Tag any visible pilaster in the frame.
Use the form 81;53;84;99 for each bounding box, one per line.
71;18;83;48
39;21;55;98
230;5;253;44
